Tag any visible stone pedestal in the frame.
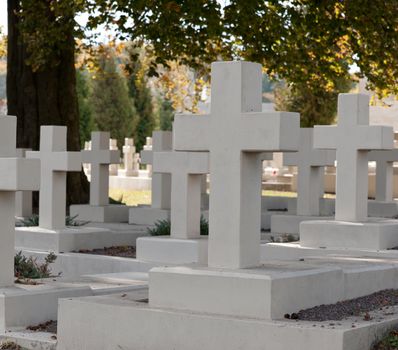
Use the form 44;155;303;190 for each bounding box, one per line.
137;236;208;264
300;218;398;250
57;257;398;350
271;214;333;234
15;226;137;253
368;200;398;218
129;206;170;225
70;204;129;223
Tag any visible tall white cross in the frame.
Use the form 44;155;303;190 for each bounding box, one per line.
174;61;300;269
120;138;138;177
15;148;33;217
109;139;119;176
0;116;40;286
368;149;398;202
314;94;393;222
153;151;209;239
27;126;82;230
82;132;119;206
284;128;335;216
140;131;172;210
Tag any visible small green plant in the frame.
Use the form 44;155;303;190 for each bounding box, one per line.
17;214;88;227
373;329;398;349
18;214;39;227
148;216;209;236
14;251;60;283
65;214;90;227
147;219;171;236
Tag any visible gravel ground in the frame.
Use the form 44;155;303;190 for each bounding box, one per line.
27;320;57;334
74;246;136;258
285;289;398;321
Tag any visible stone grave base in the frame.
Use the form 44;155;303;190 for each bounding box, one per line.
129;206;170;225
109;175;151;191
300;218;398;250
287;197;335;216
271;214;334;234
137;236;208;265
0;272;148;335
261;242;398;262
57;258;398;350
0;283;92;333
368;200;398;218
70;204;129;223
15;226;136;253
20;249;157;279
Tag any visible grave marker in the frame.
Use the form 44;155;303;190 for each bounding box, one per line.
0;116;40;286
313;94;393;222
81;132;119;206
284;128;335;215
27;126;81;230
174;61;299;268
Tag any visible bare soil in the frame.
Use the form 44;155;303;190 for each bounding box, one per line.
74;246;136;258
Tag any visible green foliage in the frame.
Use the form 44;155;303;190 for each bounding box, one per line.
274;77;353;127
148;217;209;236
76;68;94;147
14;251;59;281
18;214;88;227
157;96;174;131
65;214;90;227
90;47;138;149
147;219;171;236
0;27;6;59
373;329;398;349
88;1;228;74
126;48;156;152
0;60;6;100
224;1;398;99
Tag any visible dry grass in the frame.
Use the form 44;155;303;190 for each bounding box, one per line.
109;189;151;206
109;189;335;206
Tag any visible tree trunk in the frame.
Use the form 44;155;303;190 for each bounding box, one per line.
7;0;89;206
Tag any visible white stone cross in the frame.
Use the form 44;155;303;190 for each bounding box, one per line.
120;138;138;177
368;149;398;202
174;61;300;269
284;128;335;216
82;132;119;206
0;116;40;286
153;151;209;239
314;94;393;222
27;126;82;230
142;137;153;176
15;148;33;217
109;139;119;176
140;131;172;210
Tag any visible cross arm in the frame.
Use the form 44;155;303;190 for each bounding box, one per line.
357;126;393;150
313;126;338;149
51;152;82;172
173;114;211;151
0;158;40;191
368;148;398;162
240;112;300;151
81;149;120;164
153;151;209;175
140;149;153;165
